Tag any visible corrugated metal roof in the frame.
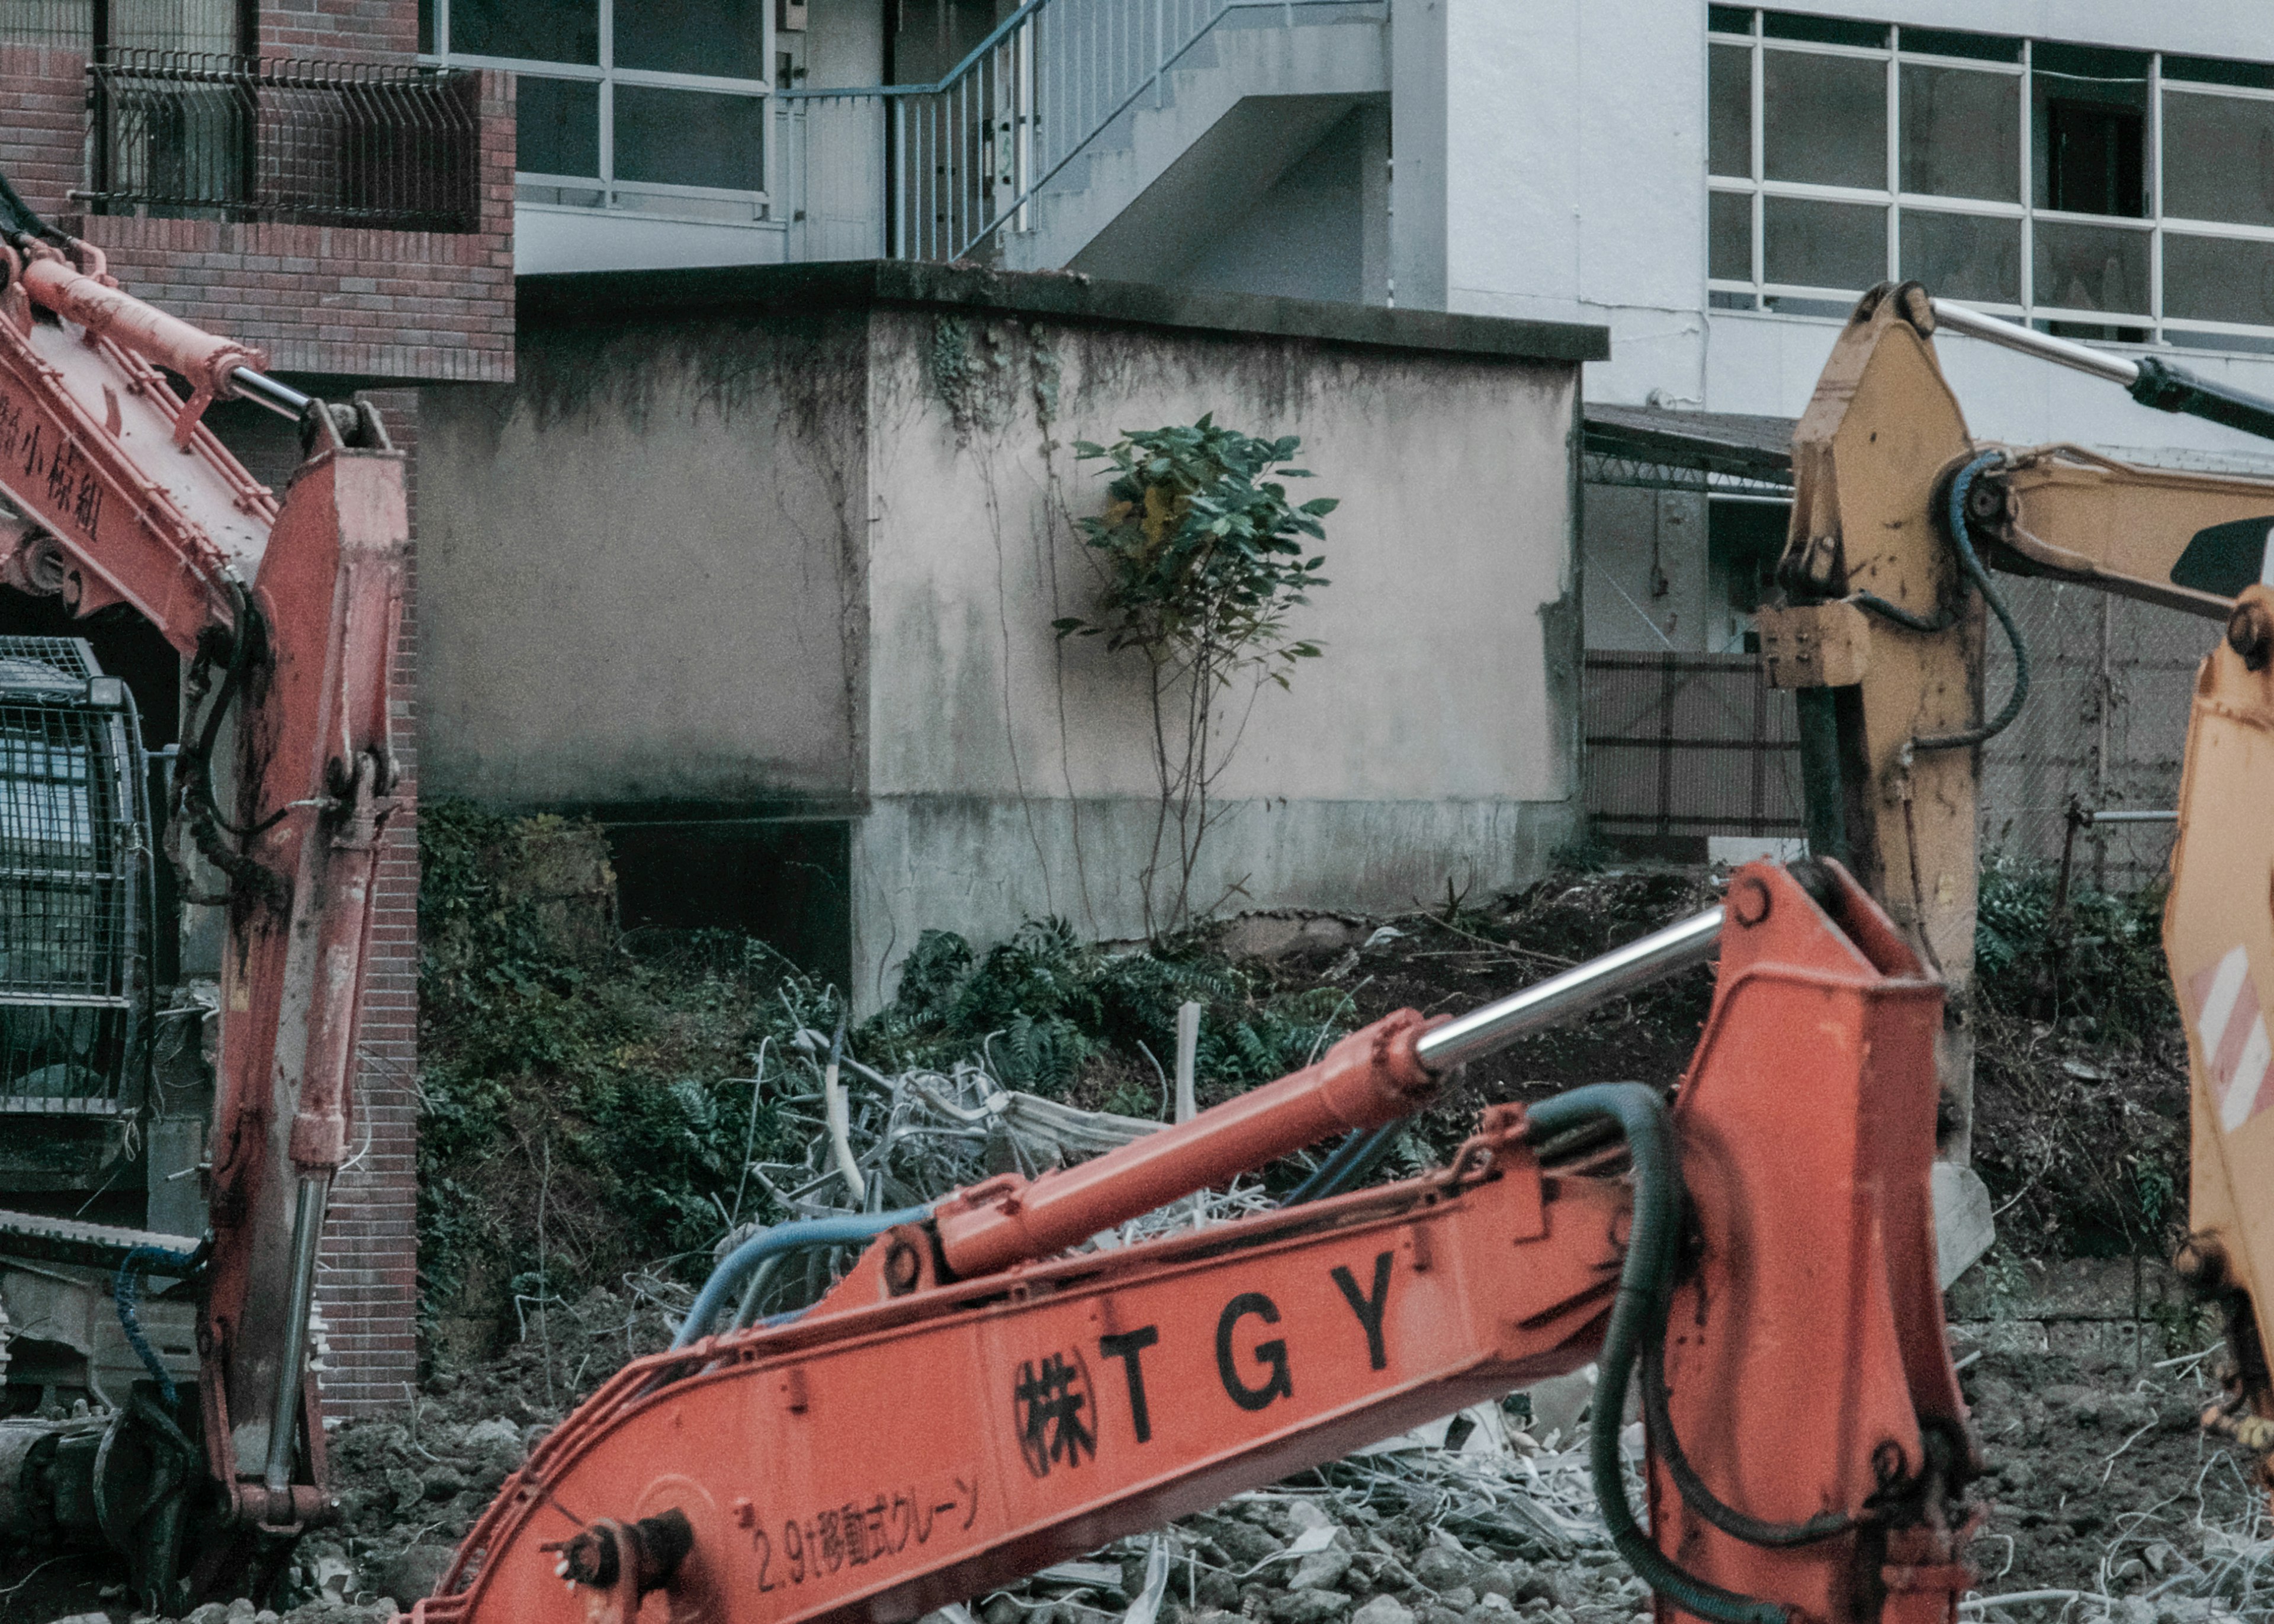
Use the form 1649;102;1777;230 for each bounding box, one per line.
1582;406;1797;493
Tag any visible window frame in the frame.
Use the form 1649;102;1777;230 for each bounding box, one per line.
422;0;776;214
1707;12;2274;351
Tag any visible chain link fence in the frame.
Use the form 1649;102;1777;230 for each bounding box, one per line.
1979;575;2218;894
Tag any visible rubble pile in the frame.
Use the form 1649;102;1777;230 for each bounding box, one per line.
60;870;2267;1624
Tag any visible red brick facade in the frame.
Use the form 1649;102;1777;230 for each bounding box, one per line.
1;2;511;1413
0;44;514;384
322;386;425;1413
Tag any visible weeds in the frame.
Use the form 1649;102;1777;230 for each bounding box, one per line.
417;808;1357;1356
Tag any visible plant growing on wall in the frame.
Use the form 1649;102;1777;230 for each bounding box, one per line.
1055;417;1335;935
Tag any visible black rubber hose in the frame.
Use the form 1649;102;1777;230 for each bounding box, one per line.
1852;593;1955;634
1524;1085;1791;1624
1282;1121;1401;1207
1914;451;2030;752
0;165;70;245
1640;1334;1866;1547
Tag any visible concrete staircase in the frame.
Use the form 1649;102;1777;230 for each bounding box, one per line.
998;1;1389;277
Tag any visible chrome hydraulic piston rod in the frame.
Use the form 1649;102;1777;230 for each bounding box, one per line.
1932;297;2274;443
1414;905;1725;1072
934;892;1733;1277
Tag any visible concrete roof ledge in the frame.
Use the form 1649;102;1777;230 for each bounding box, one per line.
516;259;1611;366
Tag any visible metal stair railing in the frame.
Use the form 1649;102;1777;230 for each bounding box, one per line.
776;0;1365;264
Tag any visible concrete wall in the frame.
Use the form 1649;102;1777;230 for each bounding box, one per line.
416;314;868;811
418;267;1599;1005
853;306;1582;998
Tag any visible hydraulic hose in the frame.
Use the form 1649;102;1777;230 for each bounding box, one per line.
1913;451;2030;753
1281;1121;1399;1207
1523;1085;1790;1624
0;164;70;246
672;1207;929;1349
114;1242;205;1406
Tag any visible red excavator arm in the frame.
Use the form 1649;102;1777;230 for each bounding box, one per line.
410;859;1974;1624
0;227;406;1602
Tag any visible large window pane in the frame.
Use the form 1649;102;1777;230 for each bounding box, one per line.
1900;66;2018;201
2163;91;2274;227
452;0;598;65
1710;191;1752;280
617;0;766;80
1900;210;2019;301
2164;234;2274;327
1710;45;1751;178
2031;219;2149;314
517;76;599;177
614;86;766;190
1764;50;1886;189
1763;195;1884;289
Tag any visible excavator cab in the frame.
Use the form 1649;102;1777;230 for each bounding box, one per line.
0;634;205;1421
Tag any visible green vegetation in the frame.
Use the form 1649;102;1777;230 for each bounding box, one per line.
1974;856;2178;1044
1056;419;1335;934
416;806;1358;1356
1969;857;2189;1259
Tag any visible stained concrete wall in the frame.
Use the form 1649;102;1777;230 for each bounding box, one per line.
417;265;1602;1004
416;311;868;812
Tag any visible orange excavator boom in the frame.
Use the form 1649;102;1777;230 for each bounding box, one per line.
409;860;1973;1624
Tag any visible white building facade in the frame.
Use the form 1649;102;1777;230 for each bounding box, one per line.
431;0;2257;867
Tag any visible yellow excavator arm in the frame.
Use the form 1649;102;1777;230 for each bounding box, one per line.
1764;282;2274;1489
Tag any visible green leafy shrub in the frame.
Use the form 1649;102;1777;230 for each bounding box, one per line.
417;806;1358;1358
860;918;1356;1104
1974;857;2177;1043
1056;419;1335;933
417;803;823;1358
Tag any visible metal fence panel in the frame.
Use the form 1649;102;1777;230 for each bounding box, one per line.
1978;574;2217;892
84;51;481;231
1583;651;1803;838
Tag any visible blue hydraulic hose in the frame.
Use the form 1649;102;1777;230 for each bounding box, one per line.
672;1207;930;1349
115;1243;204;1406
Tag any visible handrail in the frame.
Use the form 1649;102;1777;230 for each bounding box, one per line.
775;0;1372;262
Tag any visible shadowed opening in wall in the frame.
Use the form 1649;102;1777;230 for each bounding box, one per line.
605;816;853;991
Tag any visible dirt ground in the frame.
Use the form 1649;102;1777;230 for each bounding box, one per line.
20;867;2265;1624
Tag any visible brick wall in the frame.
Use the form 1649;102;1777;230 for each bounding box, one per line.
258;0;421;60
0;51;513;384
319;386;423;1414
0;45;83;216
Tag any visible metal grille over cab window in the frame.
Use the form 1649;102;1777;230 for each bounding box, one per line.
0;639;152;1116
